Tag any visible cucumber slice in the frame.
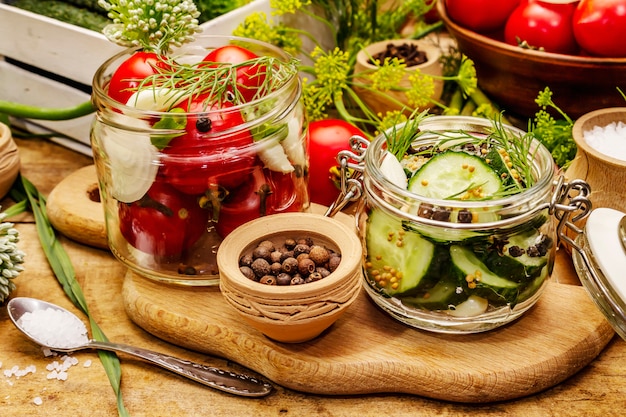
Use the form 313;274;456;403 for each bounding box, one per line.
484;146;524;191
408;150;503;200
403;219;493;245
450;245;520;305
402;276;465;310
481;230;552;283
364;209;435;296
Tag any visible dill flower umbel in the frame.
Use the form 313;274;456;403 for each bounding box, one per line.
233;0;477;134
98;0;202;53
0;208;25;303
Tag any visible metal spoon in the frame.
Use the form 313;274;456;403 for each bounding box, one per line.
6;297;272;397
620;216;626;253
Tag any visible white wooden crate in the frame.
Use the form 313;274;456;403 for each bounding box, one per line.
0;0;272;154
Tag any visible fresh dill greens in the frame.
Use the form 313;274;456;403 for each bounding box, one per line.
383;109;430;161
389;112;540;200
530;87;576;168
138;54;300;108
232;0;478;134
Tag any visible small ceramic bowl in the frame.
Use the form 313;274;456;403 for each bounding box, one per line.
353;38;444;114
217;212;363;343
438;1;626;119
0;122;20;200
566;107;626;212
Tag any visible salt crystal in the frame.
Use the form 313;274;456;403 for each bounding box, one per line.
84;360;92;368
33;396;43;406
583;121;626;161
16;307;89;349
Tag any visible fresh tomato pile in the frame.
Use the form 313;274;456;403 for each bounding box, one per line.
101;44;307;260
445;0;626;57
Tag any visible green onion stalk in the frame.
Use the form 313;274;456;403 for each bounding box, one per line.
5;176;130;417
0;100;95;121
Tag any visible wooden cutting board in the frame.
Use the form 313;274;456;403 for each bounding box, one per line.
122;273;613;403
47;164;615;403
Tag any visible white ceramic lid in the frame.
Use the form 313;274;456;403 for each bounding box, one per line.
575;207;626;340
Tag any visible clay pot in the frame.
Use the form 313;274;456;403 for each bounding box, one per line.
217;212;362;343
0;123;20;200
353;38;444;115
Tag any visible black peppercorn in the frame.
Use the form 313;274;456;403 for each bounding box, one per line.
196;117;212;132
251;258;271;278
309;245;330;265
276;273;292;286
293;244;310;257
298;258;316;276
240;266;256;281
260;275;277;285
282;257;298;274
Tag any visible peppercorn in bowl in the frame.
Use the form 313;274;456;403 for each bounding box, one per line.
217;212;363;343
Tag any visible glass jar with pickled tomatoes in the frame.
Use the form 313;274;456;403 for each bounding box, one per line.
91;36;309;286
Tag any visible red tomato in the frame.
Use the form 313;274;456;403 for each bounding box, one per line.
160;94;256;195
203;45;267;103
573;0;626;57
504;0;578;54
445;0;520;32
107;52;170;105
215;165;304;238
307;119;367;207
423;0;441;24
119;181;207;258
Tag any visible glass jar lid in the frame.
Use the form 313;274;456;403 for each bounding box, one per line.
572;207;626;340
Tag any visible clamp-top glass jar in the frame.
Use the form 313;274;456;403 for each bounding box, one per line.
352;116;577;333
91;36;309;286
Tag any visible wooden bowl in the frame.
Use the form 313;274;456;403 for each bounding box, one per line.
566;107;626;212
217;212;363;343
437;1;626;119
353;38;444;114
0;122;20;200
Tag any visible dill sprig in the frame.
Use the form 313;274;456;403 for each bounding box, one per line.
408;113;538;198
530;87;576;168
133;54;300;108
383;109;430;160
487;114;537;190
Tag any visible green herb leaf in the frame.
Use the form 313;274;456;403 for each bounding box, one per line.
8;176;130;417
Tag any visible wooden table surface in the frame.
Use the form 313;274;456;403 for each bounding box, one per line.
2;136;626;416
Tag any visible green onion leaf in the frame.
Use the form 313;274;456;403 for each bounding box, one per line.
8;175;130;417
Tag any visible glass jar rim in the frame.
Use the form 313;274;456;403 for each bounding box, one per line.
363;115;556;228
92;35;300;119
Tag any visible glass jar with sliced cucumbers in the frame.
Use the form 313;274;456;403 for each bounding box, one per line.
353;115;571;333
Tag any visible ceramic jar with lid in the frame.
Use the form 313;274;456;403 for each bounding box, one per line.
90;36;309;286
